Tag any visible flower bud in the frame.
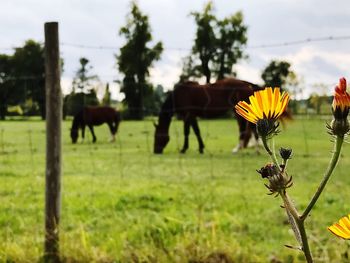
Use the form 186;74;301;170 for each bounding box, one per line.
332;77;350;121
279;147;292;160
257;163;279;178
327;119;350;137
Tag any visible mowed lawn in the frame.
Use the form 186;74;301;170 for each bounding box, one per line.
0;116;350;262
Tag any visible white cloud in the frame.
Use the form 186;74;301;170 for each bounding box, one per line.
235;63;262;85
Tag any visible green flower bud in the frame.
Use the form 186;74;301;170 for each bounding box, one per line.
327;119;350;137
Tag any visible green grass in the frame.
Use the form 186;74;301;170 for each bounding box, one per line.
1;116;350;262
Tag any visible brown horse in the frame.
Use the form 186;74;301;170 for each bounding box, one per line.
153;78;264;154
70;106;121;143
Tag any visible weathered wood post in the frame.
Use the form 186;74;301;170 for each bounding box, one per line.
44;22;62;262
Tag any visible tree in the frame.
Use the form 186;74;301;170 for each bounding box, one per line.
190;2;217;83
0;54;17;119
64;57;99;117
72;57;98;93
179;55;201;82
261;60;293;88
187;1;248;83
309;93;330;114
214;12;247;80
12;40;45;119
262;60;300;114
117;1;163;119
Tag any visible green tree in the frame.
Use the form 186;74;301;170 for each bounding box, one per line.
12;40;45;119
262;60;300;114
64;90;99;117
0;54;17;119
117;1;163;119
190;2;216;83
72;57;98;93
179;55;201;82
214;12;247;80
64;57;99;117
261;60;293;88
187;2;247;83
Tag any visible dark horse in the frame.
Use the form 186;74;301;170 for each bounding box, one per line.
153;78;265;154
70;106;121;144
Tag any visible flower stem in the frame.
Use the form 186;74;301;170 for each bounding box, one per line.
281;192;313;263
297;220;313;263
301;135;344;220
262;136;280;168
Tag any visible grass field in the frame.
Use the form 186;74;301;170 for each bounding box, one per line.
1;116;350;262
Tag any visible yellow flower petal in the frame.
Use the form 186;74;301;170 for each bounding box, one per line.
234;86;289;124
328;214;350;239
328;225;350;239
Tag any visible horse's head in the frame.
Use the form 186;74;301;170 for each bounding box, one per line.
70;128;79;144
153;122;169;154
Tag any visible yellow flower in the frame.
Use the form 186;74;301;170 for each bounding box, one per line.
235;87;290;124
328;214;350;239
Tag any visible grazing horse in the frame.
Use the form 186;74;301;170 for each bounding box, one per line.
153;78;265;154
70;106;120;144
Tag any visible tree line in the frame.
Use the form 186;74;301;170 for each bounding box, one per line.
0;1;318;120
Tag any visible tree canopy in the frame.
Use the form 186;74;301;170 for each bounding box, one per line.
0;40;45;119
63;57;99;118
184;1;247;83
117;1;163;119
261;60;294;88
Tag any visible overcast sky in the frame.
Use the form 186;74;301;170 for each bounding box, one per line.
1;0;350;99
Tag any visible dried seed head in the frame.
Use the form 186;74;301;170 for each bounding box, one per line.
279;147;293;160
257;163;293;196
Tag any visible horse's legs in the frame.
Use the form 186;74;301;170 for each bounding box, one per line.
107;122;116;142
180;120;191;154
113;120;120;135
81;124;86;142
242;121;253;148
251;123;261;154
88;125;97;143
190;117;205;154
232;115;249;154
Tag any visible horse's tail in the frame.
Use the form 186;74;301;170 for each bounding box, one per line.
280;108;293;129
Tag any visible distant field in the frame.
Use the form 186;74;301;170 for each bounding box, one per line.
0;116;350;262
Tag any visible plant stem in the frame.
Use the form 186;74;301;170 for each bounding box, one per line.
281;191;300;219
301;135;344;220
297;220;313;263
281;192;313;263
262;136;280;168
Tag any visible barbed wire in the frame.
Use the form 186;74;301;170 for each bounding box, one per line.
61;35;350;50
1;35;350;52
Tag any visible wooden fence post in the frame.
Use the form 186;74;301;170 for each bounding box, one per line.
44;22;62;262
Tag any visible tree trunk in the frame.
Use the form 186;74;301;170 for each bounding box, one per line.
0;104;6;120
217;52;225;81
203;63;211;84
